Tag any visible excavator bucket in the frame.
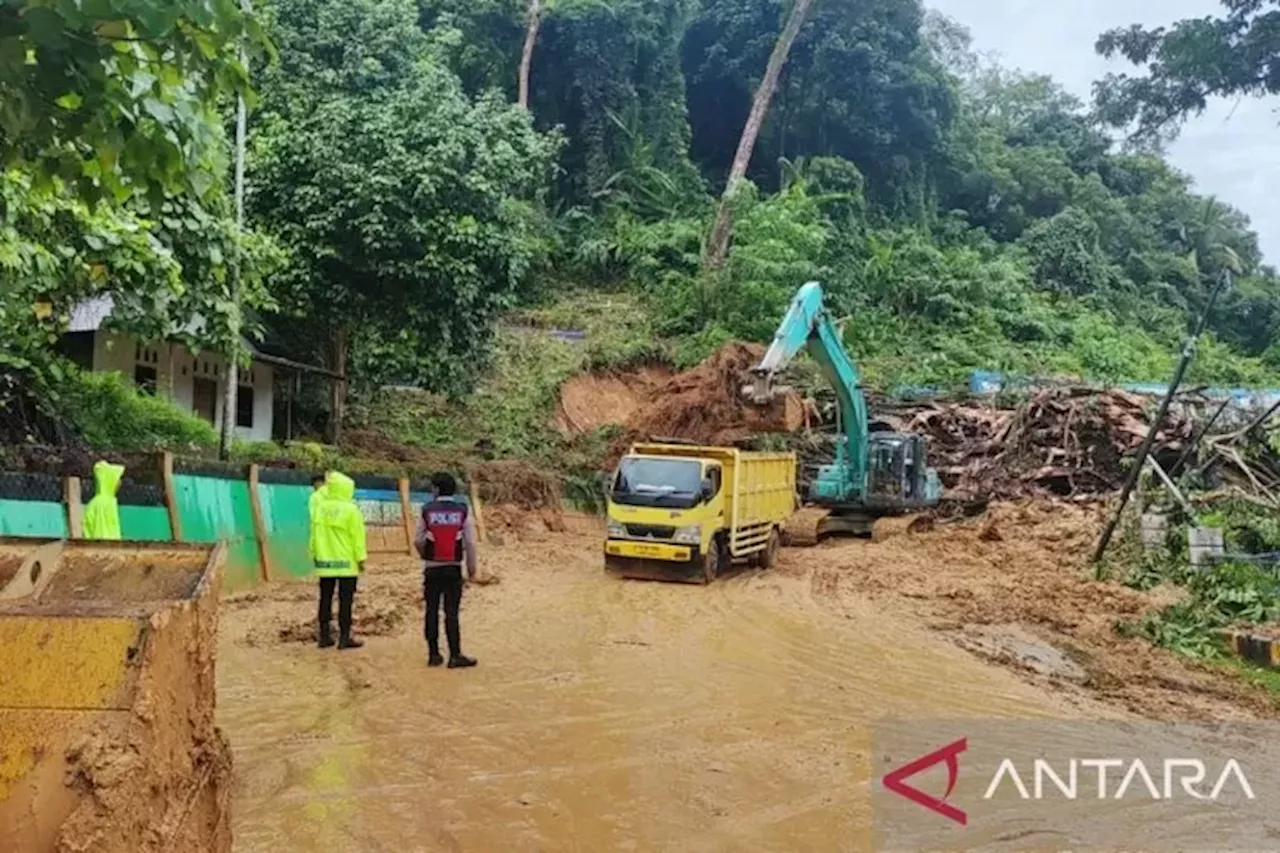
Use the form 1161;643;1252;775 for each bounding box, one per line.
0;537;229;853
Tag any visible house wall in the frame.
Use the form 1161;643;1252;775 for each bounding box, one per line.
90;332;275;443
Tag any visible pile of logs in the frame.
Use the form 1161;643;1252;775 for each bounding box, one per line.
762;382;1280;505
895;387;1196;500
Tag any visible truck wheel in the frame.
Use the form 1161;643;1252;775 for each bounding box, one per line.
702;539;721;584
758;529;781;570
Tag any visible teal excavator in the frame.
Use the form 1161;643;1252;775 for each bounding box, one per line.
748;281;941;544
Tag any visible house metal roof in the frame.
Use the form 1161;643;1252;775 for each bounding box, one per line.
67;295;344;380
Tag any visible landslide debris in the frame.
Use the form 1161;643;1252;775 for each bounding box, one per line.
554;367;672;435
602;342;806;462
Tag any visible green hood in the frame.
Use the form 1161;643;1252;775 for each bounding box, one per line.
326;471;355;501
93;461;124;498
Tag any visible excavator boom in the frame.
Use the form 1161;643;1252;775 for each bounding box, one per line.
751;281;867;501
752;281;941;543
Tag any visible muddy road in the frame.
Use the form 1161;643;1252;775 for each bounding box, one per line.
216;512;1267;852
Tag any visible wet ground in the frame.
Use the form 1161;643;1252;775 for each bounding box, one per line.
216;515;1138;852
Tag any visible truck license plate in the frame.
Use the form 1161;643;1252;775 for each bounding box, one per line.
606;541;691;562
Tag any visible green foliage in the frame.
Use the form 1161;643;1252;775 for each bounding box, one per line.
360;290;657;462
1019;207;1111;296
0;168;279;436
1119;499;1280;660
20;0;1280;457
685;180;830;343
516;291;669;368
0;1;279;449
251;0;559;394
0;0;264;203
685;0;956;211
1198;500;1280;554
1123;560;1280;658
56;370;217;451
1094;1;1280;146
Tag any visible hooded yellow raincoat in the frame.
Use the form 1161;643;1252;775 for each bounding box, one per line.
310;472;366;578
83;461;124;540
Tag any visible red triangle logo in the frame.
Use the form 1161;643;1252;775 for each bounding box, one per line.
881;737;968;826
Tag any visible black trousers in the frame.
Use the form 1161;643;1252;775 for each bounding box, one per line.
318;576;358;639
424;565;463;658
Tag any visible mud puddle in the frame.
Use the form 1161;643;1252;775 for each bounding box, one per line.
218;516;1122;852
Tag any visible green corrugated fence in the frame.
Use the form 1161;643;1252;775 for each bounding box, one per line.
257;482;314;580
173;473;262;590
118;505;172;541
0;499;68;538
0;462;440;591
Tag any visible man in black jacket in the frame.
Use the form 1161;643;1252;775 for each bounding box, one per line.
413;472;479;669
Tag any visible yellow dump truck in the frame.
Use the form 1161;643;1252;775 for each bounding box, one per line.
605;443;797;583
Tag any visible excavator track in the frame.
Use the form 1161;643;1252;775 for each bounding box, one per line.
782;507;831;547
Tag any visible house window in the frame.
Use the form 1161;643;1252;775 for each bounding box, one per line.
134;364;158;395
57;331;95;371
236;385;254;428
192;377;217;423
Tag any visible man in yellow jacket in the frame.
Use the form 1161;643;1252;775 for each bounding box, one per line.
310;471;367;649
83;461;124;540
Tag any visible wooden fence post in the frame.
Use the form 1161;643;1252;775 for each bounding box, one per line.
64;476;83;539
469;479;487;544
161;452;183;542
398;478;414;556
247;464;272;583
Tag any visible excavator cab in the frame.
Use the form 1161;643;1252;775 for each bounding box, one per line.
864;433;938;510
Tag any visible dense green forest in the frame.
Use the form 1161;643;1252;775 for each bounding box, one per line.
3;0;1280;454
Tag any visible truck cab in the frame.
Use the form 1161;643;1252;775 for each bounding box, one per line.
605;452;725;582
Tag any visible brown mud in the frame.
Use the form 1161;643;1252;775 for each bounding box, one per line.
217;506;1275;852
555;367;673;435
805;500;1276;719
466;459;563;511
552;343;806;465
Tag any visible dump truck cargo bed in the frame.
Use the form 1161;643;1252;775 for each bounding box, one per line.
0;538;228;853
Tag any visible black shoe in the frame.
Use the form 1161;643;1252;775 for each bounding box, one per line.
427;652;445;667
318;635;335;649
448;655;477;669
338;637;364;650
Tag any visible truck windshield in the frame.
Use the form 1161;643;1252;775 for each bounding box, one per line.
612;458;702;508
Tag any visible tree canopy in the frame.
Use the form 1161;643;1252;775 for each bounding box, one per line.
0;0;263;202
7;0;1280;450
248;0;557;436
0;0;277;444
1094;0;1280;146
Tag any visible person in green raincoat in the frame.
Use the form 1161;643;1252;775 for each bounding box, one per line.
83;461;124;540
310;471;367;649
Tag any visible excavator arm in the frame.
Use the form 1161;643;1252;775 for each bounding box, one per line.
749;281;867;495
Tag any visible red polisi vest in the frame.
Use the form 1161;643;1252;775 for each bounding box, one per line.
421;500;468;564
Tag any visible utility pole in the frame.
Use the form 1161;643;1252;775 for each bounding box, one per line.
1091;272;1231;569
220;0;251;460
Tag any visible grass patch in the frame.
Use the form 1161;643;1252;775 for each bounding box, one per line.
1214;657;1280;699
354;290;660;474
57;370;217;452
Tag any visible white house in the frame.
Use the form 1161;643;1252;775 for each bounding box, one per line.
62;295;338;443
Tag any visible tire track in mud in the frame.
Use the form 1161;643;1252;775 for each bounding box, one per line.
695;564;1044;719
